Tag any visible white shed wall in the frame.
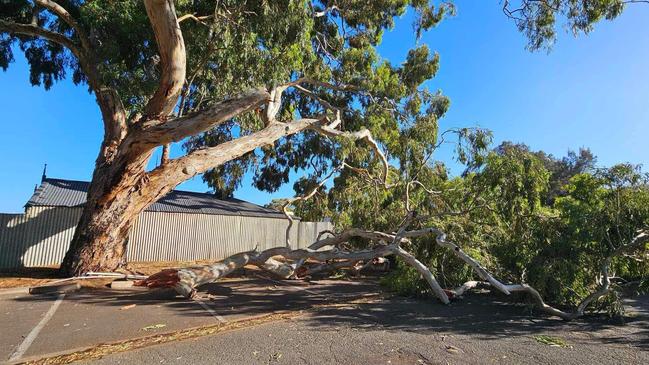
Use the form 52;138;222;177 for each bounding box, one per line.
0;207;332;269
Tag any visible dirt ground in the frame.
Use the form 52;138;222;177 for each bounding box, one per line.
0;261;224;289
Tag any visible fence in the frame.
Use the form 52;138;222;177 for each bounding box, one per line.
0;206;333;270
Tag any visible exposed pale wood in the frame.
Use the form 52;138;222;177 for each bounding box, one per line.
143;0;187;118
160;144;170;165
144;117;329;195
136;88;269;147
141;227;450;304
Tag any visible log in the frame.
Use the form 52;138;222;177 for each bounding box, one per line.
140;242;449;303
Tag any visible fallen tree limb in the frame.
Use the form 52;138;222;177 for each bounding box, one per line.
139;235;449;303
140;226;648;321
443;230;649;320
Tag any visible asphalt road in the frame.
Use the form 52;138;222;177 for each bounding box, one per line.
0;277;380;363
85;294;649;365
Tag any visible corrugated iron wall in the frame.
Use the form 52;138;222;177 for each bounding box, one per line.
0;207;333;269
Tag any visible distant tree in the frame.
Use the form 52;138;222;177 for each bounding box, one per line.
495;141;597;203
502;0;647;50
265;198;292;213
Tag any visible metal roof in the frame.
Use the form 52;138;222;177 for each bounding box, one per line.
26;178;287;219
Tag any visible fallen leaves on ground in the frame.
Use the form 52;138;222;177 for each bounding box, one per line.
141;323;166;331
533;335;570;348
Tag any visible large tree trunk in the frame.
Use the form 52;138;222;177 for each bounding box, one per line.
60;148;156;276
50;0;331;277
60;0;188;276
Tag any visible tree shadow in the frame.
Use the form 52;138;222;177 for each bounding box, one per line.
11;277;375;319
0;267;59;279
10;278;649;351
302;291;649;350
0;208;79;271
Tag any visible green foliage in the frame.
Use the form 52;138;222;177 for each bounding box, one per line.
173;1;453;197
303;136;648;314
476;158;648;312
533;335;569;347
503;0;640;50
2;1;646;315
381;260;432;297
0;0;454;197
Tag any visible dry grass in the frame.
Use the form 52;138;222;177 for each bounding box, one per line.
0;260;251;289
21;312;301;365
0;267;60;289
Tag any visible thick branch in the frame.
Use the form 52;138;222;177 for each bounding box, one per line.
141;242;448;303
309;228;404;250
138;88;269;146
143;0;187;118
0;19;81;58
141;117;329;207
35;0;92;53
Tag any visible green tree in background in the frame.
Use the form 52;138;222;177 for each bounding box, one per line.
502;0;647;50
1;1;646;318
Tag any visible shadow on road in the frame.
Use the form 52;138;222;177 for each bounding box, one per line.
11;277;649;351
303;291;649;350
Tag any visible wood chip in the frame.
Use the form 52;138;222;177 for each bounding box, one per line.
141;323;166;331
445;345;460;354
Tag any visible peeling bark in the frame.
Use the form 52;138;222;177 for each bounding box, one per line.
143;0;186;119
142;226;648;321
140;228;449;303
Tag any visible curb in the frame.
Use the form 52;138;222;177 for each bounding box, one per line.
12;293;383;365
0;287;30;296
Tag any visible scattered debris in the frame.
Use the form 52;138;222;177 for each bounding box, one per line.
267;352;282;363
445;345;461;354
141;323;167;331
29;282;80;295
533;335;570;348
110;280;135;290
120;304;137;311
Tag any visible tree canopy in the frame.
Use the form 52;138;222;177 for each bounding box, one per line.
502;0;647;50
1;0;646;314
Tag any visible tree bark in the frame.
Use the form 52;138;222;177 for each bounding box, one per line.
7;0;377;279
59;152;154;275
140;228;450;303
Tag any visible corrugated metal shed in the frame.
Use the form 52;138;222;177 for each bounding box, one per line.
1;178;333;269
27;178;286;218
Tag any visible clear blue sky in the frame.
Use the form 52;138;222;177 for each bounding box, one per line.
1;1;647;213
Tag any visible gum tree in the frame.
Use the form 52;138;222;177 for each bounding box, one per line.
1;1;645;316
0;0;455;275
